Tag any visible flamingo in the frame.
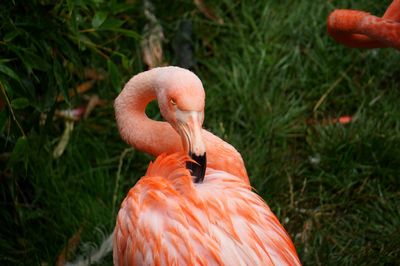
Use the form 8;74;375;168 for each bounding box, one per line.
113;66;301;265
327;0;400;50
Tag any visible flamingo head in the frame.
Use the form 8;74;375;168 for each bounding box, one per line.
156;67;206;183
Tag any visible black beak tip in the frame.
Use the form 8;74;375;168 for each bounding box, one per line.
187;152;206;183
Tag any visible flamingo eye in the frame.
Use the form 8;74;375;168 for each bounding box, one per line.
170;98;177;106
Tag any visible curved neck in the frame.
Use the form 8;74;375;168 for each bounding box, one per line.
115;68;249;183
114;70;182;156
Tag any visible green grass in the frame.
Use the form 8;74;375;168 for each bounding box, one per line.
1;0;400;265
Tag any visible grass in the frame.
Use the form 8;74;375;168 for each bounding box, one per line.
1;0;400;265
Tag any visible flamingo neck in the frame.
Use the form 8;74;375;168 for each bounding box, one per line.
114;70;182;157
115;67;249;183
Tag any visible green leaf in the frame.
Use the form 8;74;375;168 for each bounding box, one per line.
107;59;121;93
0;64;20;82
66;0;74;15
0;59;13;64
92;11;108;28
110;28;140;39
4;31;20;42
50;34;81;67
69;9;79;38
10;47;50;72
7;136;28;168
121;55;129;70
0;77;14;98
11;98;30;109
108;3;137;14
98;18;125;30
53;60;68;99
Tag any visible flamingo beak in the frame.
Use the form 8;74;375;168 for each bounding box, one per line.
176;110;206;183
187;151;206;183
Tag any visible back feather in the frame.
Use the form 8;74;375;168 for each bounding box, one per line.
114;153;301;266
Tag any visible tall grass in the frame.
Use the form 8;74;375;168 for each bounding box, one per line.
1;0;399;265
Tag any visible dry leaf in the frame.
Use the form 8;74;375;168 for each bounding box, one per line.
83;94;106;119
56;227;82;266
57;80;95;102
307;115;353;125
53;120;74;158
141;0;165;68
84;68;104;81
40;107;85;125
193;0;224;24
41;95;106;127
55;107;86;121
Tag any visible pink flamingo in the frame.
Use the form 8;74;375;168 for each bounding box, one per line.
327;0;400;50
113;66;301;265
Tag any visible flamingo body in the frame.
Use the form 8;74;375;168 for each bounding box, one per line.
114;153;300;265
113;67;301;265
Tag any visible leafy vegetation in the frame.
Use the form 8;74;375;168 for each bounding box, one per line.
1;0;399;265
